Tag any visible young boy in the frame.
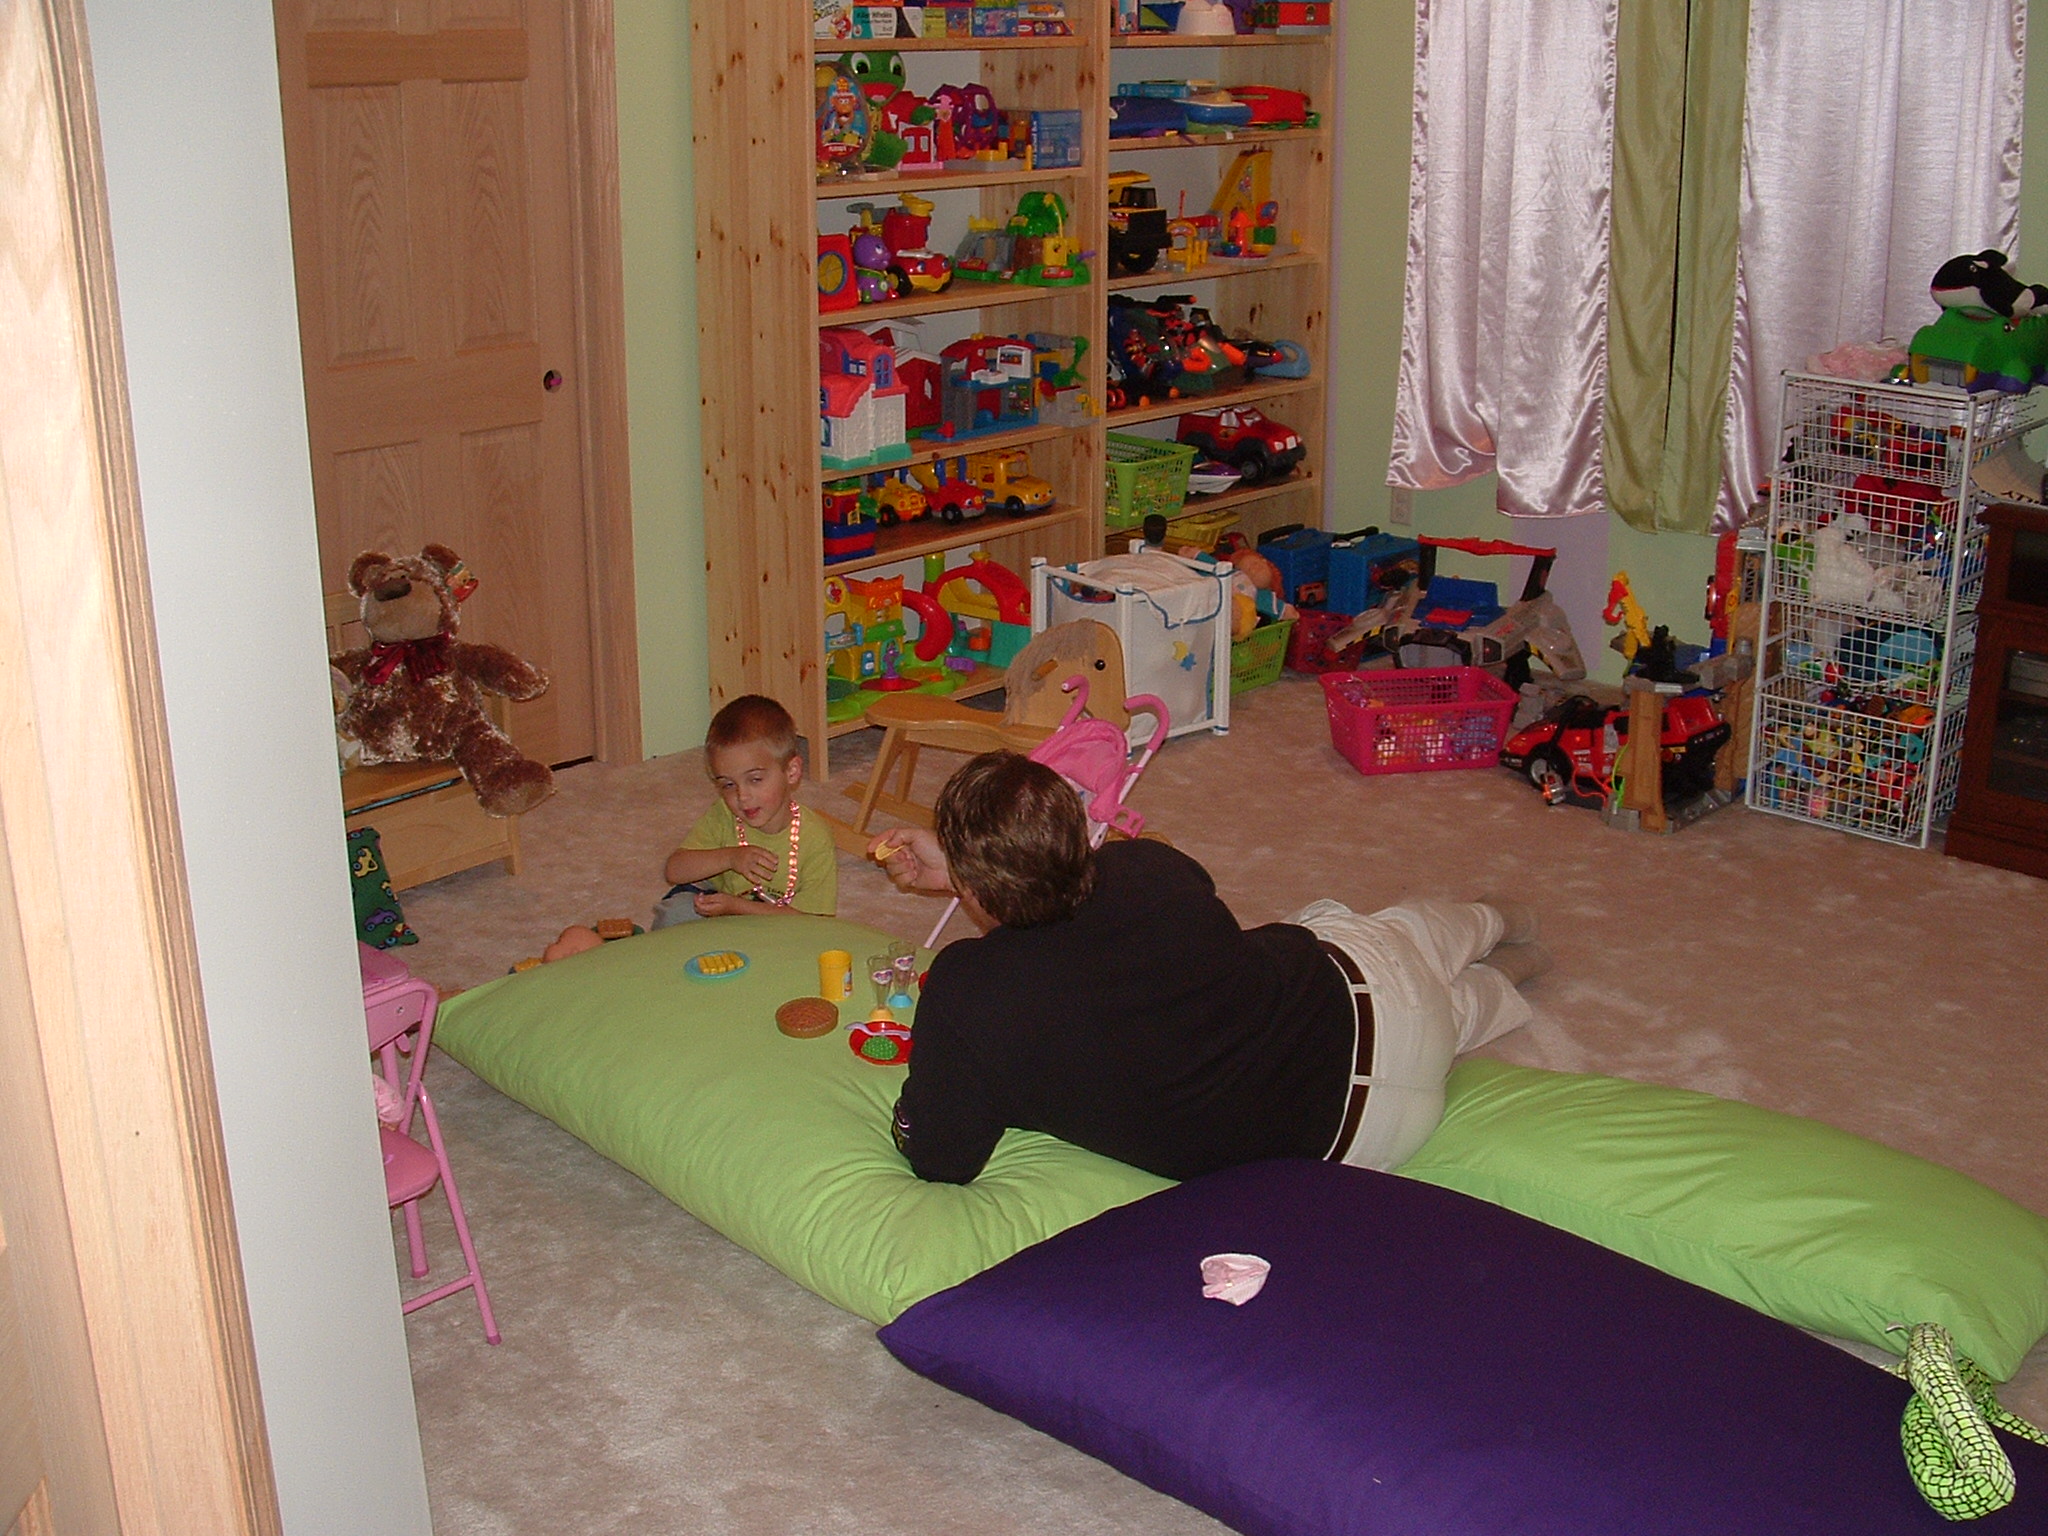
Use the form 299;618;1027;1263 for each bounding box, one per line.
653;695;837;926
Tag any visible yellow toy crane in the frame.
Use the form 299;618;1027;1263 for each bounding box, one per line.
1604;571;1652;665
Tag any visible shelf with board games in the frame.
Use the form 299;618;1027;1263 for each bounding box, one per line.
693;0;1335;776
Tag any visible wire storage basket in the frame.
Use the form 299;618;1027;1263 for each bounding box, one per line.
1747;373;2048;846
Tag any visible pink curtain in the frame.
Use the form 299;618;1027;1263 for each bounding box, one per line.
1388;0;1618;519
1720;0;2026;527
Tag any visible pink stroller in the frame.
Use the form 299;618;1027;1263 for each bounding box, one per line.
923;676;1170;947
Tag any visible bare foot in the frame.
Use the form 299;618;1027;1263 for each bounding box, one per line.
1478;941;1551;988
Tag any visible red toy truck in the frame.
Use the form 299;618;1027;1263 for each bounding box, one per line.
1499;692;1730;809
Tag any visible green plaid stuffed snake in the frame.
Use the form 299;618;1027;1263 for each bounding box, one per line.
1895;1322;2048;1520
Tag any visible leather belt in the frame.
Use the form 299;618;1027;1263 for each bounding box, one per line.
1319;940;1375;1161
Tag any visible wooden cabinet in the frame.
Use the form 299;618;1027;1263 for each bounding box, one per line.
689;5;1335;778
1946;501;2048;878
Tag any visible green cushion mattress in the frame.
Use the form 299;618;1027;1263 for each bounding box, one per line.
430;913;1169;1324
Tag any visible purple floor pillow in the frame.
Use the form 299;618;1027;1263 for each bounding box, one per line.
878;1159;2048;1536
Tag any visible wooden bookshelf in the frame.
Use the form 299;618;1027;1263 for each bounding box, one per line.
693;5;1335;774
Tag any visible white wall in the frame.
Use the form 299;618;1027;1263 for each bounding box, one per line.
80;2;434;1530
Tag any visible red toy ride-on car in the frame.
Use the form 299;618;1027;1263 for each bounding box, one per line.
1499;692;1730;810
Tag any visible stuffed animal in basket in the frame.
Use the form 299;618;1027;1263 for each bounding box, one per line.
332;545;555;818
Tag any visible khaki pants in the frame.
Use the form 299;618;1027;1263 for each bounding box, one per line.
1291;898;1534;1170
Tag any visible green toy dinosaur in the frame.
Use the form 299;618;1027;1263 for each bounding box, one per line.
1895;1321;2048;1520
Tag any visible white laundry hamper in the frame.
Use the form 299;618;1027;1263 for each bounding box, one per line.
1030;551;1233;739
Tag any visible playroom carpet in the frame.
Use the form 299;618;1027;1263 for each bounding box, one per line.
392;674;2048;1535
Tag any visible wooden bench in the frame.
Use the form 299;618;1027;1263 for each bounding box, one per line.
328;592;522;891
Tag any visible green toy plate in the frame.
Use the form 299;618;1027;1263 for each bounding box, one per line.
685;949;750;981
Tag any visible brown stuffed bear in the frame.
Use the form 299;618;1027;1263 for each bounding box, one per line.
332;545;555;818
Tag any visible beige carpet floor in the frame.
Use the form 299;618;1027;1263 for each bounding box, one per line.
391;674;2048;1534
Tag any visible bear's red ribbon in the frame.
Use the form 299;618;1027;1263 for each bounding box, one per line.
362;636;452;686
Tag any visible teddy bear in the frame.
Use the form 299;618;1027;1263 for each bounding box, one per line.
332;544;555;818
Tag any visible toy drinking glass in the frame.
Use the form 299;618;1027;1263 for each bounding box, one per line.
867;951;899;1020
818;949;853;1002
889;946;920;1012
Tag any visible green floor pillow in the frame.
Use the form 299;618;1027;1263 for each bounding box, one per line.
1399;1058;2048;1380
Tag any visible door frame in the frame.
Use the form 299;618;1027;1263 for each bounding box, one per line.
562;0;641;764
0;0;280;1529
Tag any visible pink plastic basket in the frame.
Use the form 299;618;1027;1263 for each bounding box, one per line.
1319;667;1518;776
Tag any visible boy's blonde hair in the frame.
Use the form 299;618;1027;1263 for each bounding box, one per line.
706;694;801;764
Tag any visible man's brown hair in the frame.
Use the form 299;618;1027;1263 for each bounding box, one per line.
705;694;800;763
933;752;1094;929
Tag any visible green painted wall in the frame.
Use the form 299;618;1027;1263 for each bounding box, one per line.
617;0;708;758
621;5;2048;750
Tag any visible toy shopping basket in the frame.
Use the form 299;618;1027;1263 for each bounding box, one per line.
1320;667;1517;775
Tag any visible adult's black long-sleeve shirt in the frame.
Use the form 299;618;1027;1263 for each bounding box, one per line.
892;838;1353;1183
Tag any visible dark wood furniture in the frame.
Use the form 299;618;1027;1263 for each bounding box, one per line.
1946;500;2048;878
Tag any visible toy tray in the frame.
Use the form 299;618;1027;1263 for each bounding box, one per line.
1321;667;1517;776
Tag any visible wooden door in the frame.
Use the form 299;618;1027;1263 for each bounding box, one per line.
274;0;609;766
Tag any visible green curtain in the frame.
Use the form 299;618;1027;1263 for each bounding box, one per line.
1605;0;1749;534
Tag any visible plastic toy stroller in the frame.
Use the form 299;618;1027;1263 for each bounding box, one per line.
922;675;1170;947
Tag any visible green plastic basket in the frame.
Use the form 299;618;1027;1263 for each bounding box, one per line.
1104;433;1196;530
1231;616;1295;694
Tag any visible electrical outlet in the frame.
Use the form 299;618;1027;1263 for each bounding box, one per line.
1387;486;1413;527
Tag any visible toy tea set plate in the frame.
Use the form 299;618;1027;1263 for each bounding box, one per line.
685;949;750;980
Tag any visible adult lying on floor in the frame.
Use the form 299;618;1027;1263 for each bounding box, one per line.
869;751;1550;1184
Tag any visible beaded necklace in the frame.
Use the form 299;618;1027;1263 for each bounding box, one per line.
732;802;802;907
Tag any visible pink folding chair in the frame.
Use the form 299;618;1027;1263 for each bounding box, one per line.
360;943;500;1344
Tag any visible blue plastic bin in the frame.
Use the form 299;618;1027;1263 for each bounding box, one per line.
1258;528;1335;610
1326;533;1421;616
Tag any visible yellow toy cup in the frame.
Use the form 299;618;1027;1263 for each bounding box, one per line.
818;949;853;1002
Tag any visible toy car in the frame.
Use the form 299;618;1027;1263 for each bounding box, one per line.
1176;405;1303;484
870;475;928;526
964;448;1055;516
1108;171;1171;277
1499;692;1730;809
908;458;989;523
889;248;952;296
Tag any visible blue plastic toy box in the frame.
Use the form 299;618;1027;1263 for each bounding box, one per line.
1257;528;1334;610
1326;532;1421;615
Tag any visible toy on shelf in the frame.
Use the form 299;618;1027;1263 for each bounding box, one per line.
819;326;909;469
1210;149;1279;259
825;574;951;692
865;193;952;296
817;233;860;312
932;82;1004;157
870;470;928;526
1028;332;1094;424
822;479;878;564
953;216;1015;284
1176;404;1303;484
1249;0;1332;33
1164;208;1210;274
1008;191;1089;286
907;458;989;522
814;67;872;177
965;447;1056;516
1108;171;1171;277
845;207;895;303
935;334;1039;436
925;550;1032;671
